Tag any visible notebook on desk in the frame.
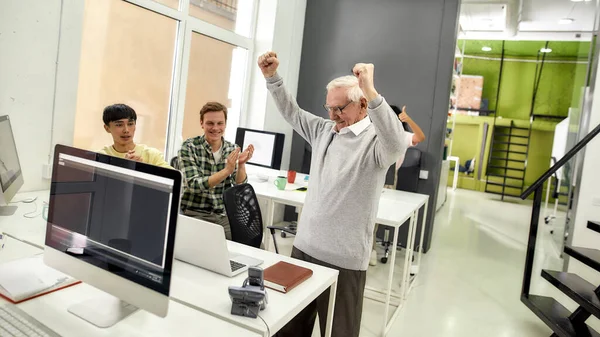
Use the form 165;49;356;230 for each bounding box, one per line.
0;255;80;303
264;261;313;293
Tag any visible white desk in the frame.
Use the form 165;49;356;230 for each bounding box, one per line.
171;241;339;337
249;178;429;336
0;238;261;337
1;190;339;337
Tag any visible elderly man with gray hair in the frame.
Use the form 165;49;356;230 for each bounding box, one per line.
258;51;408;337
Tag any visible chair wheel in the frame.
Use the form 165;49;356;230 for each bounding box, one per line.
281;232;287;238
380;257;388;264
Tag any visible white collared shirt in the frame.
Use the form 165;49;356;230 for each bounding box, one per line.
331;116;372;136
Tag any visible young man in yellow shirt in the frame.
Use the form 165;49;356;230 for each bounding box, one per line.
98;104;172;169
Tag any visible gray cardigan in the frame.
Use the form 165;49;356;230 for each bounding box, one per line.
266;74;408;270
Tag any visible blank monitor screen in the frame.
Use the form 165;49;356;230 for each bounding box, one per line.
45;145;181;296
0;115;22;193
235;128;284;170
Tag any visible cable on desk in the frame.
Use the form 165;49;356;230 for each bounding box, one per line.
250;307;270;337
22;202;39;219
10;197;38;204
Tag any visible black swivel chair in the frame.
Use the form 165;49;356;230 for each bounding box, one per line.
378;147;422;263
170;156;179;170
223;183;292;254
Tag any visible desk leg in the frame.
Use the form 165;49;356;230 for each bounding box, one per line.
411;202;429;298
415;202;428;275
324;280;337;337
382;224;400;336
402;211;418;300
264;200;275;252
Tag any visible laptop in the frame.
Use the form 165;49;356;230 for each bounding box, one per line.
174;215;263;277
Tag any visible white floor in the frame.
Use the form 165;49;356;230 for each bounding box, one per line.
267;188;567;337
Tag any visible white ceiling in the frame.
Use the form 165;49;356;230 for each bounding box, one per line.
459;0;597;40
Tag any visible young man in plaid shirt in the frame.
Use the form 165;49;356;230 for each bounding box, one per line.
178;102;254;239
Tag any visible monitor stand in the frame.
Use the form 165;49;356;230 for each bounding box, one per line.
0;205;18;216
68;293;138;328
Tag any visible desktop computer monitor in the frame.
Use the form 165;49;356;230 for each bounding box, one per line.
235;127;285;170
44;144;182;328
0;115;24;215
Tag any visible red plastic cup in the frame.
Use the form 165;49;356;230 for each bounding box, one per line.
287;170;297;184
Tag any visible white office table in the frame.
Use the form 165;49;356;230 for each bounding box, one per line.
380;189;430;301
170;241;339;337
1;190;339;337
249;178;429;336
0;237;261;337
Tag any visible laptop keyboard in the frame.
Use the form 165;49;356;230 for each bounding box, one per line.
230;260;246;272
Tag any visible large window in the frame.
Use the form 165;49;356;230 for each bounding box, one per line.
73;0;178;153
181;33;248;143
72;0;256;158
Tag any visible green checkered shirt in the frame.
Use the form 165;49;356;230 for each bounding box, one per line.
178;136;245;214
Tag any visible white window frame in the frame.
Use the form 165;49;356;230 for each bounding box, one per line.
121;0;259;161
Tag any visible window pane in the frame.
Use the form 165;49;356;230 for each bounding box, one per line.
189;0;254;38
153;0;179;10
73;0;177;154
181;32;248;144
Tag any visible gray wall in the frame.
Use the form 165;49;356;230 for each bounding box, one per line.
289;0;460;252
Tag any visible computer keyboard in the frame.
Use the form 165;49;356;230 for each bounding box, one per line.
0;304;60;337
229;260;246;272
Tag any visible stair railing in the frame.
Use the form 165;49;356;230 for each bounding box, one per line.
521;122;600;297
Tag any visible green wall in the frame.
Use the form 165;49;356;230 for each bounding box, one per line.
461;58;586;120
458;40;591;120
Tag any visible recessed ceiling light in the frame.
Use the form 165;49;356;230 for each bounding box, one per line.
482;46;492;52
540;48;553;53
559;18;575;24
571;0;592;2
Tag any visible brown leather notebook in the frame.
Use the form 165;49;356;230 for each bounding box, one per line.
264;261;313;293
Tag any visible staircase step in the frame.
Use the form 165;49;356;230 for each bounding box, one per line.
486;181;523;189
490;157;526;163
488;165;525;172
588;221;600;234
542;270;600;318
495;133;529;139
492;149;528;155
493;141;528;146
565;246;600;272
487;172;525;179
521;294;600;337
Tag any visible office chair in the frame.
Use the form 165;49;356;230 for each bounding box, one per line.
170;156;179;170
378;147;422;263
223;183;292;254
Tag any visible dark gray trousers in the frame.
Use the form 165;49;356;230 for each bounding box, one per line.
275;247;366;337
